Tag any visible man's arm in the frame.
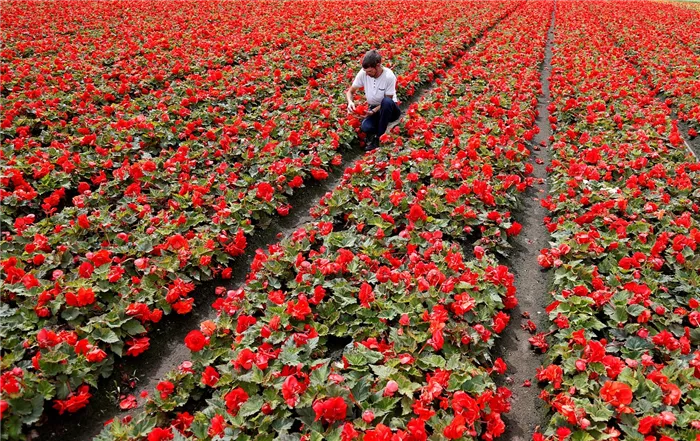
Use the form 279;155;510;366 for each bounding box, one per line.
346;85;361;113
386;71;397;99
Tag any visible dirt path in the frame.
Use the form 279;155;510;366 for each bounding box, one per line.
496;4;556;440
34;6;524;441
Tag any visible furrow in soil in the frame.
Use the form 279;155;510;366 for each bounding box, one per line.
496;4;556;440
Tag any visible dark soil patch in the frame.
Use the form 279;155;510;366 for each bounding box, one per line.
494;4;556;440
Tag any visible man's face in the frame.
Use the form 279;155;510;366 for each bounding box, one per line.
363;65;380;78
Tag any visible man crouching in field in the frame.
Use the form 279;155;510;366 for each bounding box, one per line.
346;49;401;151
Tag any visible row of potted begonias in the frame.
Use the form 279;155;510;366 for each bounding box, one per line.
534;2;700;440
94;2;552;440
589;1;700;134
0;2;519;439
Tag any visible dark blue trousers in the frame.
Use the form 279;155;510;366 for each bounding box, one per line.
361;97;401;137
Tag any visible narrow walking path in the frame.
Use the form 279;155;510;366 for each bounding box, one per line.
35;6;524;441
497;4;556;440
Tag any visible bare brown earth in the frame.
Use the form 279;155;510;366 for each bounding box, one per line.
495;4;556;440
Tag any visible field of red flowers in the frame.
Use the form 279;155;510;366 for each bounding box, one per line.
1;1;699;441
534;2;700;441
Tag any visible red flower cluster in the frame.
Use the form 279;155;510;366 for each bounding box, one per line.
312;397;347;424
224;387;249;416
52;385;91;415
184;330;208;352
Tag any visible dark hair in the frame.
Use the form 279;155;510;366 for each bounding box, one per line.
362;50;381;69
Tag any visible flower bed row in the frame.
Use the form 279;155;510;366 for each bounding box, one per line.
0;0;438;219
94;2;553;440
0;2;518;439
636;1;700;54
534;2;700;440
586;1;700;133
1;0;514;223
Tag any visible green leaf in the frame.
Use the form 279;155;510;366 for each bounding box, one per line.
690;328;700;345
370;365;397;379
172;431;189;441
0;303;15;319
327;232;356;249
572;373;591;392
344;345;383;366
122;319;147;336
621;336;653;358
271;415;295;432
617;368;639;391
9;397;33;416
322;426;343;441
310;363;330;387
110;342;124;357
640;382;663;406
191;417;209;440
93;328;120;344
626;304;646;317
239;395;264;418
445;354;462;371
41;350;69;364
136;237;154;253
36;380;56;399
61;307;81;321
350;377;371;403
608;305;628;324
418;354;446;369
571;431;596;441
21;394;45;425
461;374;490;394
586;402;614;422
129;415;158;437
619;414;644;439
394;374;420;396
279;339;302;366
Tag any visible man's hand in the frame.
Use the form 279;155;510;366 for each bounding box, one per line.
364;106;379;118
346;85;361;114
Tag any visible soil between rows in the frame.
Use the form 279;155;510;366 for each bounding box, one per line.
495;3;556;440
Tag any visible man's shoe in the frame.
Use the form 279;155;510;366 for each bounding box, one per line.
364;134;378;152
